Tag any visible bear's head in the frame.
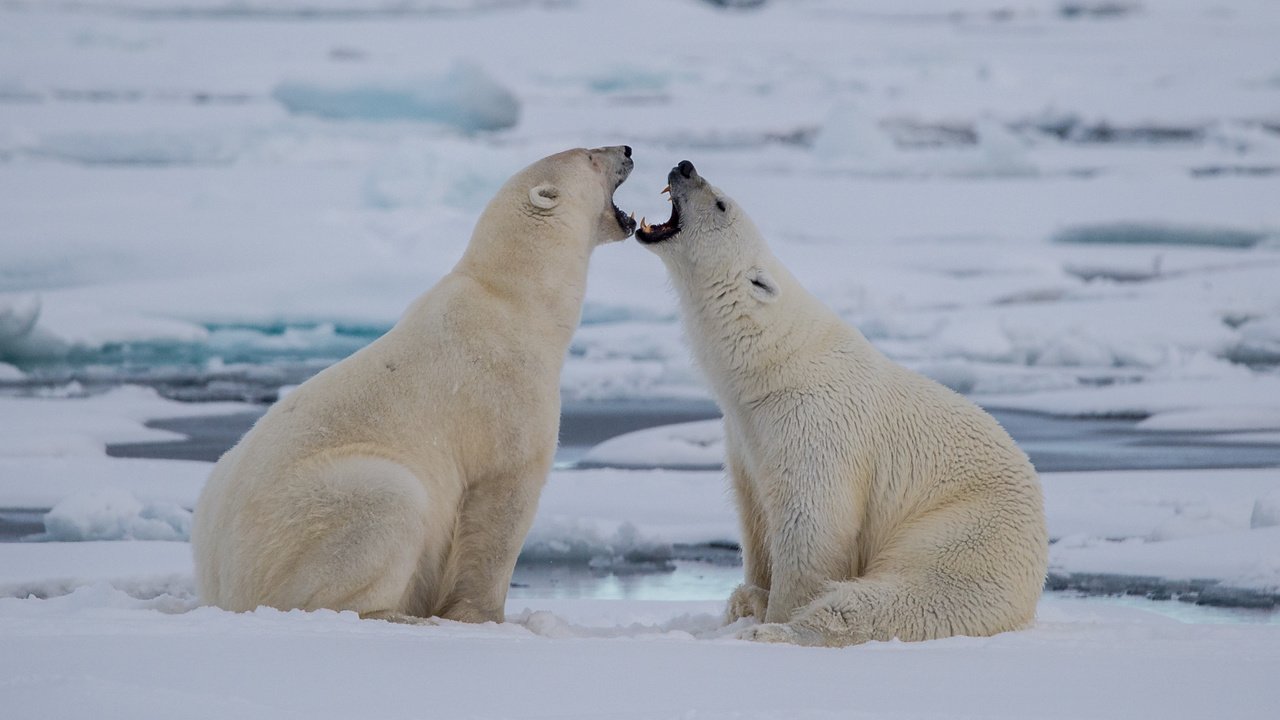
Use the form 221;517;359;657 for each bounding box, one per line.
636;160;782;307
496;145;637;248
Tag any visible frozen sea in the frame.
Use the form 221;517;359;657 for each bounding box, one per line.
2;0;1280;718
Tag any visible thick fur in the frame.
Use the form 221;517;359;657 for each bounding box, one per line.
192;147;634;621
640;162;1048;647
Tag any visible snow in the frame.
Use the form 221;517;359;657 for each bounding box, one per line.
0;583;1277;720
0;541;191;601
3;0;1280;716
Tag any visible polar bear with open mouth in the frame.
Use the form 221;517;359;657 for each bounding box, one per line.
193;146;636;622
637;160;1047;647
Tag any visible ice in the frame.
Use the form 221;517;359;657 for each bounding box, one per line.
811;102;901;172
812;108;1036;177
0;362;21;380
1053;223;1275;249
3;0;1279;412
580;419;724;470
1;302;209;363
1136;407;1280;432
1232;316;1280;364
0;384;250;465
519;521;673;571
1050;527;1280;594
0;294;39;340
58;0;518;19
361;140;516;211
38;488;190;542
272;62;519;131
1057;2;1140;20
697;0;768;10
978;371;1280;425
530;468;739;548
1147;506;1240;543
0;458;214;511
559;356;701;403
30;129;244;166
1253;491;1280;530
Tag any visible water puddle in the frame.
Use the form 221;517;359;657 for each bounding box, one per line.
510;560;1279;625
510;561;743;602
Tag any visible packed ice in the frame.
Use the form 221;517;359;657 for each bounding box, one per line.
39;488;191;542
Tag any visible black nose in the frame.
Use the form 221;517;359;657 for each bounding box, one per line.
622;145;632;158
677;160;695;179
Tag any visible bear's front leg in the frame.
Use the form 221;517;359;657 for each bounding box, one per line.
760;459;858;624
742;584;882;647
725;437;772;623
739;622;826;646
725;583;769;623
440;469;547;623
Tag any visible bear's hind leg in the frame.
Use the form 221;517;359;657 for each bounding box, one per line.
745;500;1044;647
243;455;437;617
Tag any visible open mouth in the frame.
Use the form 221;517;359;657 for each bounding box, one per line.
613;198;637;236
635;185;681;245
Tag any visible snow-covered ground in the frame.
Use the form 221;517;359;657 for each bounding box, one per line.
2;583;1274;720
3;0;1280;717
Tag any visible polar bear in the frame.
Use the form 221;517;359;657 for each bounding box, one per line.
637;160;1048;646
192;146;636;622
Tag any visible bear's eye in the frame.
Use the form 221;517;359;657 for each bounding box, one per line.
716;199;727;212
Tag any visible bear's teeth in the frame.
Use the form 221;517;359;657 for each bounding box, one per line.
629;211;636;222
640;218;651;232
660;185;670;195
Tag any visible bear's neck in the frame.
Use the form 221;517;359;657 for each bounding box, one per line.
453;220;593;343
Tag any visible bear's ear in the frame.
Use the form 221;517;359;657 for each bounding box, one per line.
528;183;560;210
746;266;779;303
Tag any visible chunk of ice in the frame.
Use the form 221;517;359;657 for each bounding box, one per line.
272;61;519;131
1053;223;1274;248
1252;491;1280;530
38;488;191;542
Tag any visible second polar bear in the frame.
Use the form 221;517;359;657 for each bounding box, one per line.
192;146;635;622
637;160;1047;647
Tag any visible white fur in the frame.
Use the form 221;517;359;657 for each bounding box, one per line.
642;163;1048;647
192;147;633;621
